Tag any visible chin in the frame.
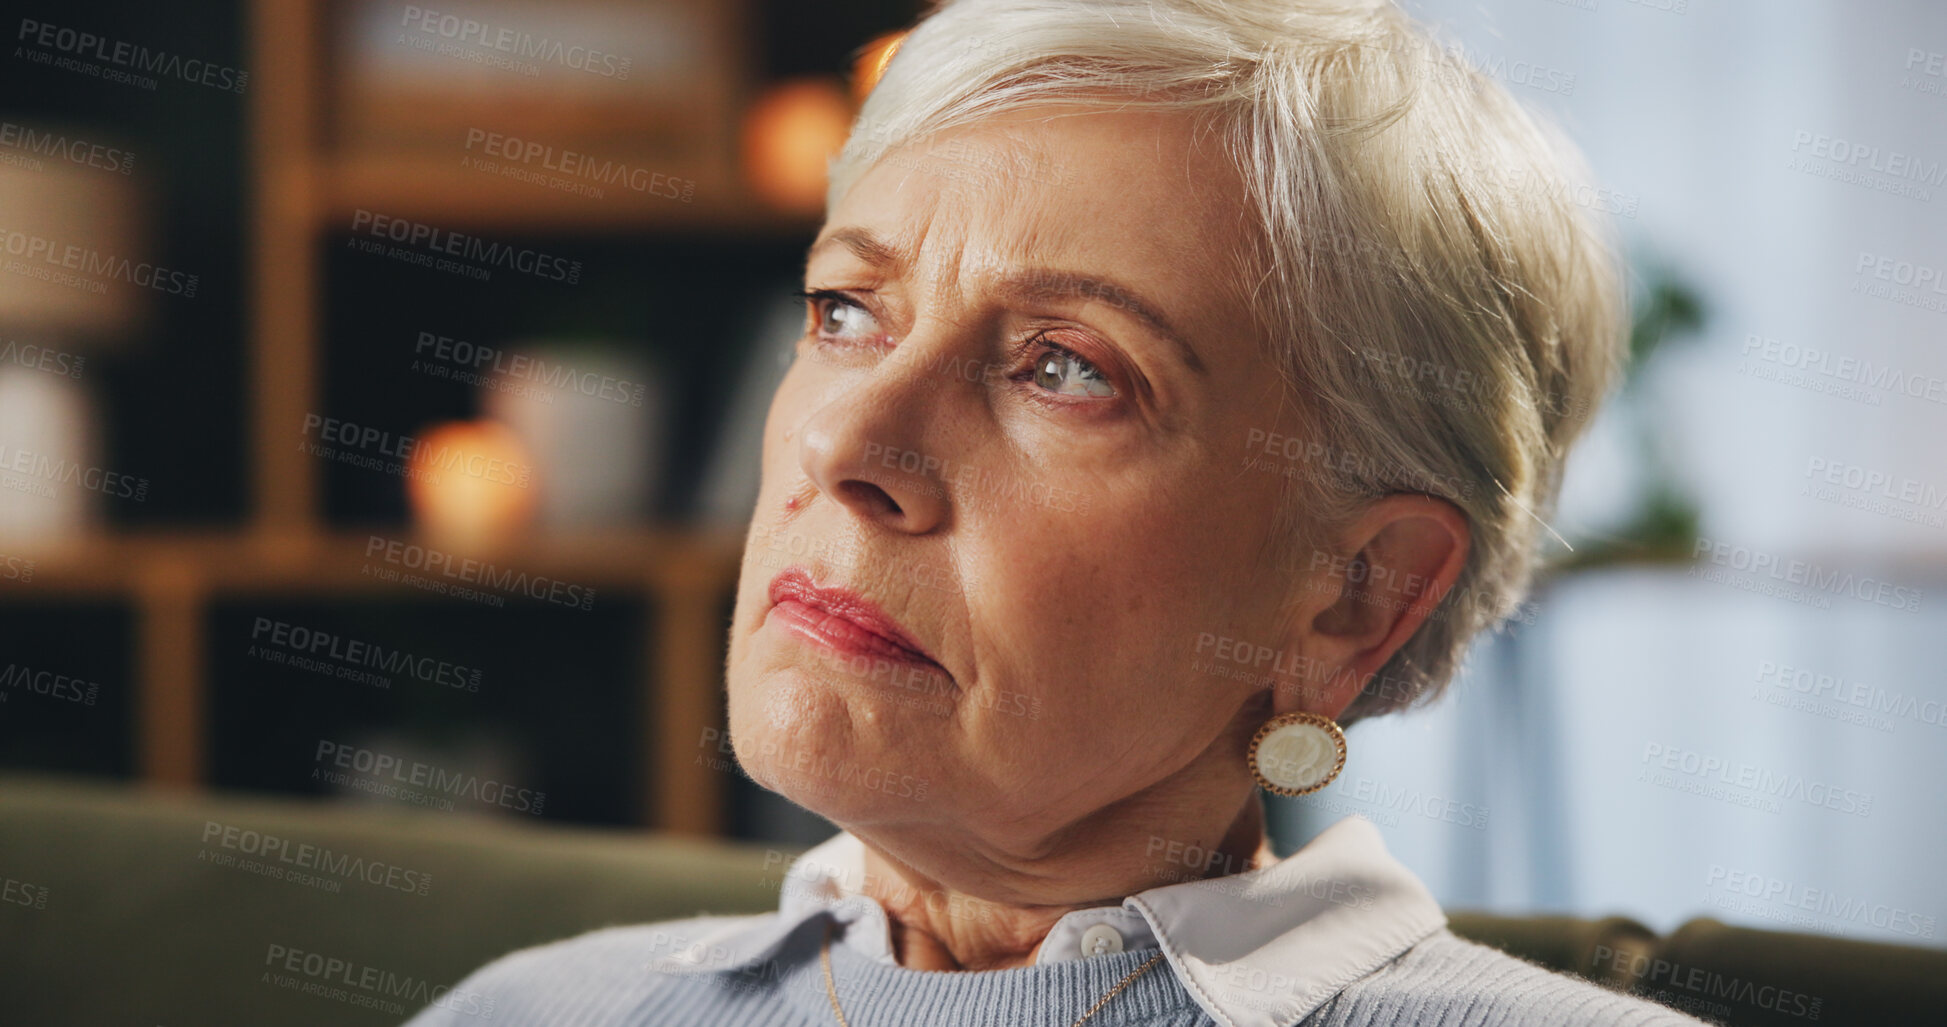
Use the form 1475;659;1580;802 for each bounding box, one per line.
727;665;940;825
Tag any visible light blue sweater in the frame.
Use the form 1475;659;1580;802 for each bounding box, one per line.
400;914;1709;1026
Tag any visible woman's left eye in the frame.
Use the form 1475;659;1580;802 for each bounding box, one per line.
1030;345;1117;398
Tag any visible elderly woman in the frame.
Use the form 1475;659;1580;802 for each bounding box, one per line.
408;0;1703;1024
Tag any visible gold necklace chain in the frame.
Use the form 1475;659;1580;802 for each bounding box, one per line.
819;920;1167;1027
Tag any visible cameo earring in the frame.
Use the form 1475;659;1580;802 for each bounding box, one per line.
1249;711;1347;796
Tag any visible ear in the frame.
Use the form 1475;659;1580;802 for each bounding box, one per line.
1279;494;1470;720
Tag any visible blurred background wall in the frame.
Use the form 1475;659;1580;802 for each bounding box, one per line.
0;0;1941;955
1276;0;1947;952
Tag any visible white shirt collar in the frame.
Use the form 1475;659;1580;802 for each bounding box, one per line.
645;815;1446;1027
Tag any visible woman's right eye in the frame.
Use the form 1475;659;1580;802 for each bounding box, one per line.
800;290;882;345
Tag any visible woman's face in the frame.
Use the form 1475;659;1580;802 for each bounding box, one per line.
725;106;1318;851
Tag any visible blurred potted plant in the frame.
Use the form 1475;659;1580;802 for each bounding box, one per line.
1548;261;1707;571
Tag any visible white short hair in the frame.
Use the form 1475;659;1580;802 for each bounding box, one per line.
829;0;1627;723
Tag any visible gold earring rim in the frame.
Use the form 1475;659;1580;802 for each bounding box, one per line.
1248;711;1347;797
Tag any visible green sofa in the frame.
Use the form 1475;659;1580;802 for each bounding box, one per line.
2;773;1941;1025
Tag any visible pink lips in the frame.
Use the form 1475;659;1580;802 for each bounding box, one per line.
766;566;941;668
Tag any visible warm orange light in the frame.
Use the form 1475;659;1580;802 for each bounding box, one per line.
406;419;538;552
851;31;906;107
741;77;855;215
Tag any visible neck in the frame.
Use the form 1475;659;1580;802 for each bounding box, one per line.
852;793;1274;971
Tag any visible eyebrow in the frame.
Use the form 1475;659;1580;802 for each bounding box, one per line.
805;227;1208;377
807;227;901;272
997;270;1206;376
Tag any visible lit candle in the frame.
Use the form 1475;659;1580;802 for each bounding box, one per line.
406;419;538;552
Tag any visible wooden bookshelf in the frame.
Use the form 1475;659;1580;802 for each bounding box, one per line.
0;528;746;833
0;0;808;836
320;152;815;236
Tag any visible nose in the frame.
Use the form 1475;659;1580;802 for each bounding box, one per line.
796;370;950;535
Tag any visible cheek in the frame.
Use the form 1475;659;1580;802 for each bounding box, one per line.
962;493;1217;728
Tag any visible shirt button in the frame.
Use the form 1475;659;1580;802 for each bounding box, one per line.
1079;924;1125;957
